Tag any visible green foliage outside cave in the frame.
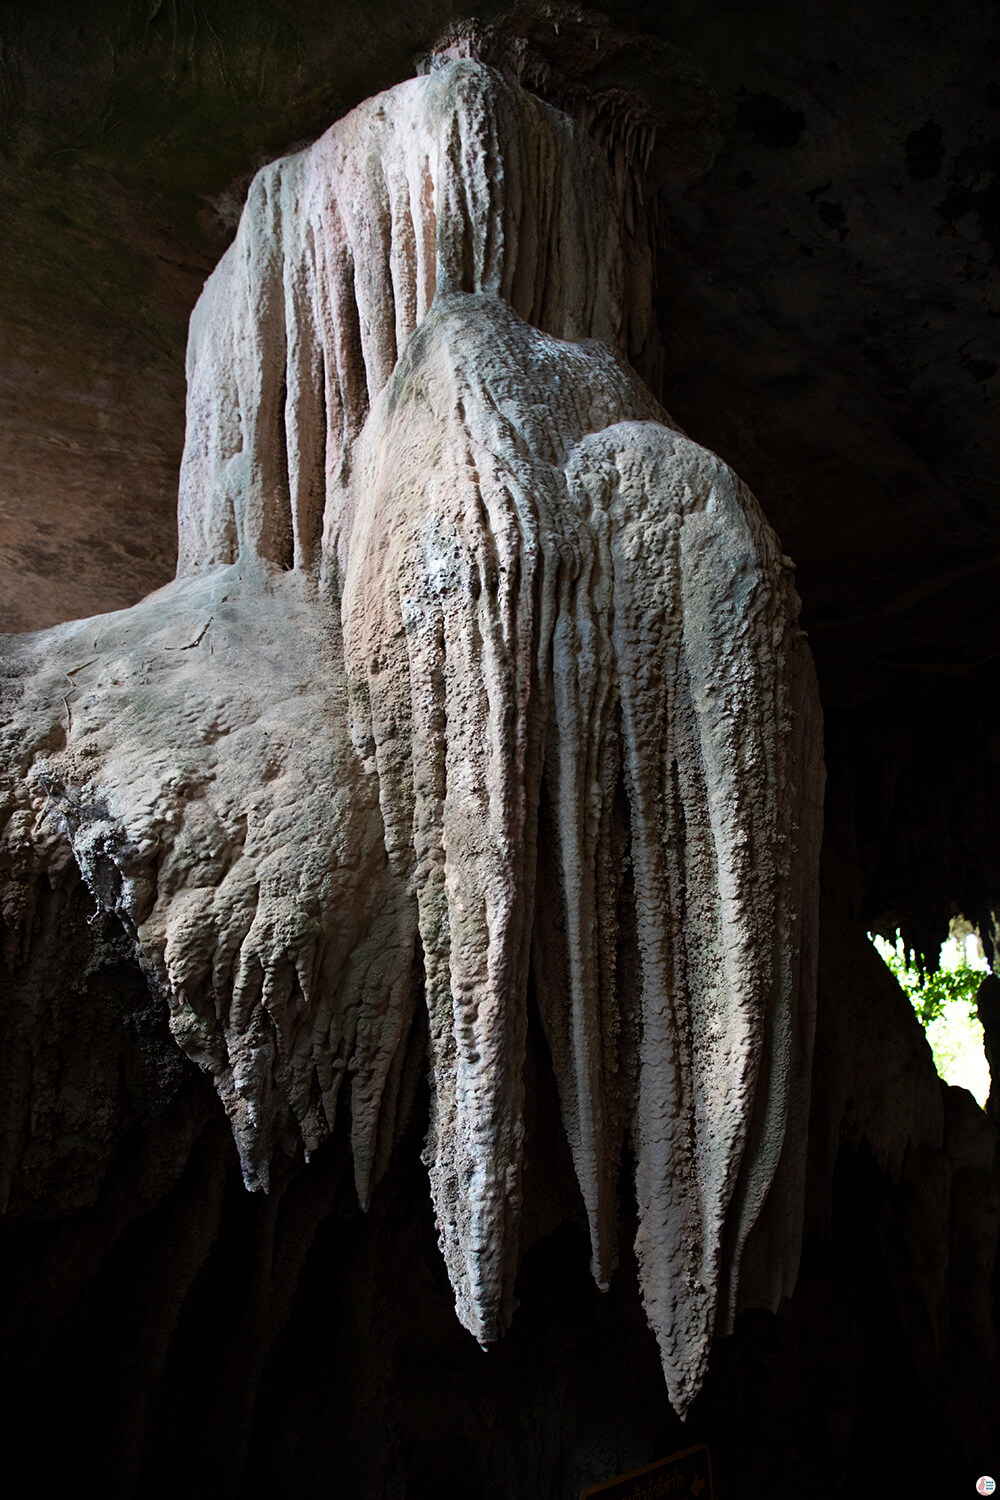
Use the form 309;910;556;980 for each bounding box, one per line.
872;929;991;1106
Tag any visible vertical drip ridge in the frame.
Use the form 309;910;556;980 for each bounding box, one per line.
176;61;623;582
340;294;823;1409
2;59;823;1420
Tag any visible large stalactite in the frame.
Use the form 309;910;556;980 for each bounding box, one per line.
0;56;823;1415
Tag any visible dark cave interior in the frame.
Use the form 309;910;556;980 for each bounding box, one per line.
0;3;997;1495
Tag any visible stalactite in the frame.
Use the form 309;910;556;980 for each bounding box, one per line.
0;58;823;1415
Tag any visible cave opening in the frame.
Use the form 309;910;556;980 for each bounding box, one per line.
870;921;993;1108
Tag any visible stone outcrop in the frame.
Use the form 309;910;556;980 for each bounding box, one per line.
0;57;823;1416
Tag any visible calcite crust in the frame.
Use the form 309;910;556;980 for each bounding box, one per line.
0;60;823;1415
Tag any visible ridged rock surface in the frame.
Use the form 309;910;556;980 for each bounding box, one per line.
0;59;823;1416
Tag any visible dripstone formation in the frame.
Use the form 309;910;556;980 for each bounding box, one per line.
0;57;823;1416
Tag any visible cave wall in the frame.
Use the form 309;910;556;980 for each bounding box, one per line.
1;2;998;1496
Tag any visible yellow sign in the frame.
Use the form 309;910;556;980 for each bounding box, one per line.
580;1442;713;1500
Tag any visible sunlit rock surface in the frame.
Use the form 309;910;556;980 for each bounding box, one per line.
0;58;823;1415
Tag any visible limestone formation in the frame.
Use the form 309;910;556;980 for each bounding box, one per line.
0;58;823;1415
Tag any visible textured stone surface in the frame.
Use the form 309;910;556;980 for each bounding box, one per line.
2;0;995;950
1;59;823;1416
2;9;997;1494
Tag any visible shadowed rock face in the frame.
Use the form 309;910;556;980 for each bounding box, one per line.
0;59;824;1417
1;12;998;1497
